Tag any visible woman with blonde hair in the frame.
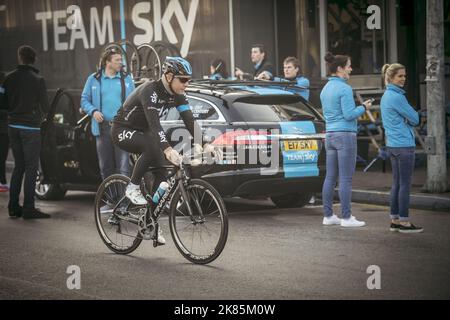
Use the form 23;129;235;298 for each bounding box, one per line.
380;63;423;233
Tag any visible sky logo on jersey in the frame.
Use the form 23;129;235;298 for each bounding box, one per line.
280;121;319;178
118;130;136;142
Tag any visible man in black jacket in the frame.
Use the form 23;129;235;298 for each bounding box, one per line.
235;44;274;80
3;45;50;219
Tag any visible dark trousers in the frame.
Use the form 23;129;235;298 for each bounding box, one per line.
8;127;41;209
111;124;168;196
0;132;8;184
387;147;415;221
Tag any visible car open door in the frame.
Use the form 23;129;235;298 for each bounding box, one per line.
40;89;100;186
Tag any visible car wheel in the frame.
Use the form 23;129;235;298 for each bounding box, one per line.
270;193;313;208
35;170;67;200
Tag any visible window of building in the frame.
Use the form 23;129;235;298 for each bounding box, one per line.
327;0;386;74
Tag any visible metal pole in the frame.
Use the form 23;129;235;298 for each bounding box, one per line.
319;0;328;78
387;0;398;63
423;0;448;193
228;0;235;77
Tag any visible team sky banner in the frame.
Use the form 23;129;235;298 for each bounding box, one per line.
0;0;231;88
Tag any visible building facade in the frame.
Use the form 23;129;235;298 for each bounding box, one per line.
0;0;448;107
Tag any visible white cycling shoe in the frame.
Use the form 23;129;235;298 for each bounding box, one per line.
156;228;166;245
125;186;147;205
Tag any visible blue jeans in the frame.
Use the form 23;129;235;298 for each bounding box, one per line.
96;122;130;179
322;132;357;219
8;127;41;209
387;147;415;221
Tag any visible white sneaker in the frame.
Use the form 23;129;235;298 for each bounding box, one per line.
157;228;166;245
323;215;341;226
125;186;147;205
341;216;366;227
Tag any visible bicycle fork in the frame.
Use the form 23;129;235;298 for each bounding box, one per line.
178;179;206;224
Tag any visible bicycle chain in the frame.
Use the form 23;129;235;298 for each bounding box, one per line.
138;211;157;240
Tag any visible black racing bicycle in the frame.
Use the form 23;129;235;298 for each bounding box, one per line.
94;154;228;265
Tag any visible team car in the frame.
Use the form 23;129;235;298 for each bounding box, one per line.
36;80;326;208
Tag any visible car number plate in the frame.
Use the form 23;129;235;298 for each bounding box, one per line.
284;140;318;151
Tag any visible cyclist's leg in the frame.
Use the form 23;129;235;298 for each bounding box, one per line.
111;125;152;204
140;131;168;207
112;125;168;204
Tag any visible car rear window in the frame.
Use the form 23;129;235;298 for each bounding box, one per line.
233;99;319;122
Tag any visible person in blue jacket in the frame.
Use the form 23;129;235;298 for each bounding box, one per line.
380;63;423;233
320;52;372;228
258;56;310;101
81;48;135;180
209;58;229;80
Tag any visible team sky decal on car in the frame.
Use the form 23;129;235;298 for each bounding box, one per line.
279;121;320;178
206;123;321;177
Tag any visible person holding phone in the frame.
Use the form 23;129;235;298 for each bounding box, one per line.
320;52;372;228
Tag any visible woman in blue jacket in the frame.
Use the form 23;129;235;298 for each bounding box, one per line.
320;52;372;228
209;58;229;80
380;63;423;233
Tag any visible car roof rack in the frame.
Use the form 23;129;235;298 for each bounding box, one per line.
190;79;308;91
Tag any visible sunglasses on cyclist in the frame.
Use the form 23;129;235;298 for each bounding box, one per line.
175;76;191;84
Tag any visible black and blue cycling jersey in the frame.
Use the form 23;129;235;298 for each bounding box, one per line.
113;79;201;150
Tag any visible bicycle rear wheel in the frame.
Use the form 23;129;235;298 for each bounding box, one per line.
95;174;142;254
169;179;228;264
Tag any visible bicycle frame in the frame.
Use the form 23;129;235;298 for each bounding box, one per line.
151;163;205;223
110;163;200;227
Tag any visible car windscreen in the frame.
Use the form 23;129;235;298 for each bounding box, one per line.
232;97;320;122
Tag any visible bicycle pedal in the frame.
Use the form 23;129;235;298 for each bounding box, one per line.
152;239;165;247
107;215;120;225
138;229;153;240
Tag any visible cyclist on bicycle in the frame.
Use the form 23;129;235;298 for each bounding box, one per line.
111;57;216;244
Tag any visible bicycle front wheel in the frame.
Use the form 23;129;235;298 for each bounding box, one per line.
169;179;228;264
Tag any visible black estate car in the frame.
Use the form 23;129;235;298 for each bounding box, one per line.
37;80;326;208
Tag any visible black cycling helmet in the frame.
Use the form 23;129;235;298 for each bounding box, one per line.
162;57;193;77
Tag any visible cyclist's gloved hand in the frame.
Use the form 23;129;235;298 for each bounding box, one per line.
174;93;188;106
203;143;223;163
164;147;183;166
192;143;203;156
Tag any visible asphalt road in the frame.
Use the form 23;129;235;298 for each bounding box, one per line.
1;190;449;300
